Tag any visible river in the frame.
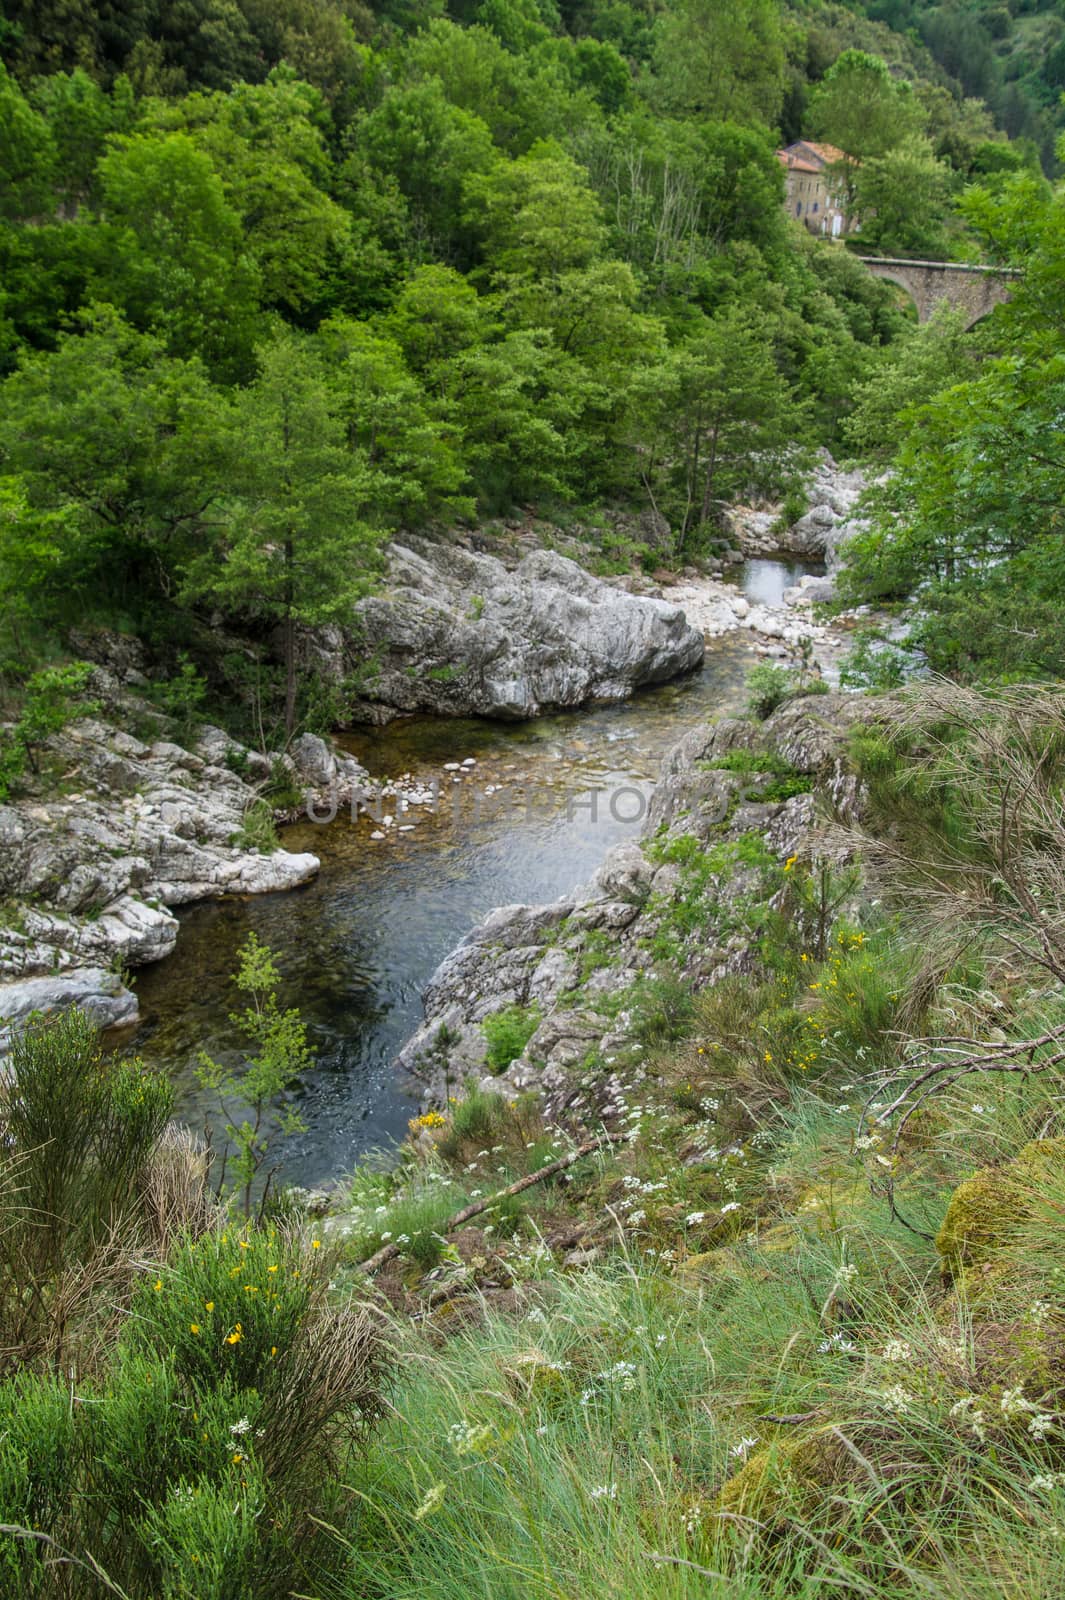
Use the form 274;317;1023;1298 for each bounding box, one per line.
127;561;811;1185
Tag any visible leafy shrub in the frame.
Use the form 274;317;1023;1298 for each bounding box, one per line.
225;744;251;778
745;662;794;719
745;663;829;720
482;1003;540;1073
772;482;809;534
0;1373;77;1595
0;661;98;800
709;747;813;800
33;1225;387;1599
232;796;279;852
438;1088;509;1160
629;972;695;1046
263;756;303;810
0;1009;174;1373
839;627;915;691
148;652;209;741
196;935;310;1217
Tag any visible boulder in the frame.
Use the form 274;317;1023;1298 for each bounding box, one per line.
289;733;338;789
0;967;139;1051
334;539;704;722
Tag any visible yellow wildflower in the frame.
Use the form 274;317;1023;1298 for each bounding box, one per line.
225;1323;243;1346
190;1323;201;1335
153;1279;163;1292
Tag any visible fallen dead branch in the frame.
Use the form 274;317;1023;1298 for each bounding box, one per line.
356;1131;626;1275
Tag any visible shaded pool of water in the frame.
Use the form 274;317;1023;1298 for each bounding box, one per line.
731;556;824;609
127;635;761;1186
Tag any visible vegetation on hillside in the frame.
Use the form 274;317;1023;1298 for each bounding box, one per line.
3;0;1065;1591
838;160;1065;681
0;0;1033;744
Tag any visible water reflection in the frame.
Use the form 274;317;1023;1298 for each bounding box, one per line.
128;634;759;1184
731;557;824;609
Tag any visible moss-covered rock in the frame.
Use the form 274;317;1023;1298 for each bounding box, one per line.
715;1430;847;1529
935;1138;1065;1283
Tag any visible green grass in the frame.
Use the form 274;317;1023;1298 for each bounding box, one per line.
319;832;1065;1600
482;1003;541;1074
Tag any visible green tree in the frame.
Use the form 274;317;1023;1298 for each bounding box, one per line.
806;49;923;162
654;0;786;128
0;477;84;664
30;67;134;207
629;307;797;556
93;131;260;374
384;264;491;386
444;330;578;510
839;171;1065;676
843;305;975;462
402;17;580;152
144;70;356;319
0;308;230;624
853;134;952;256
0;63;56;220
316;316;472;524
184;330;385;736
466;138;606;280
352;78;496;265
195;933;311;1217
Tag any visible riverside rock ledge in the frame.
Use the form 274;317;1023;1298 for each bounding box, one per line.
0;718;326;1044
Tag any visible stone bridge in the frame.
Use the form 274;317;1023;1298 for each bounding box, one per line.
857;256;1017;327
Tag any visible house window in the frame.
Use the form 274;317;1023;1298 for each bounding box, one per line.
812;202;818;213
796;201;802;216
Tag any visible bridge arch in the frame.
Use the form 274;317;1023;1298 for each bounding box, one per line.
856;256;1016;329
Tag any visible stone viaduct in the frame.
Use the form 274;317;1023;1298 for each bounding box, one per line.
856;256;1018;327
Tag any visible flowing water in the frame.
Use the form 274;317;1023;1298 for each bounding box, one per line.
127;565;805;1186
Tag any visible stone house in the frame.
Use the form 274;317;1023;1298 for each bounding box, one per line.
776;141;855;237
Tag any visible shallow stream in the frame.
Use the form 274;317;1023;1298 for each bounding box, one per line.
128;561;809;1185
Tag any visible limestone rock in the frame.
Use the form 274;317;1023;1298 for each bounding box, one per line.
0;967;139;1049
394;694;873;1112
0;718;322;1036
330;538;704;722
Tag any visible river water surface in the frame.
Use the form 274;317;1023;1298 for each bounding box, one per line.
129;565;806;1185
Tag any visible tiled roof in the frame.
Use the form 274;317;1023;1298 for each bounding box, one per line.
800;141;847;164
777;152;820;173
777;140;851;170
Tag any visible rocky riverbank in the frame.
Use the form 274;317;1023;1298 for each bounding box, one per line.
0;715;339;1044
394;691;872;1125
0;548;715;1043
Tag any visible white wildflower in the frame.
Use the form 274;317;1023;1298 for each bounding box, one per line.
590;1484;618;1501
818;1332;855;1354
882;1340;912;1363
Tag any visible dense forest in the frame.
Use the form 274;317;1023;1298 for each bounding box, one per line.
0;0;1057;739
